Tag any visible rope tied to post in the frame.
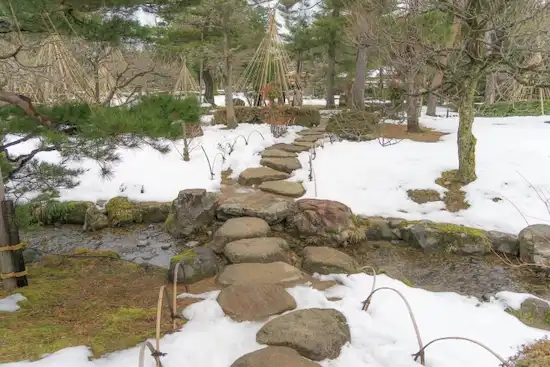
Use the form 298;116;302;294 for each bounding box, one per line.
0;243;26;252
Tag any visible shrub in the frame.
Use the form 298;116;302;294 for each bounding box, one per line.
476;99;549;117
213;106;321;127
326;110;380;141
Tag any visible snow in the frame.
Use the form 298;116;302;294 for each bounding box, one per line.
2;274;548;367
7;124;303;203
291;108;550;234
0;293;26;312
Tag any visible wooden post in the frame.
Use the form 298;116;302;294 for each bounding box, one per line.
0;164;18;290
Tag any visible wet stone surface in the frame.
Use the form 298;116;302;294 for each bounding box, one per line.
22;224;178;268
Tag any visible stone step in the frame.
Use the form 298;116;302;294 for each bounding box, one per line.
295;135;324;143
224;237;290;264
231;346;320;367
216;190;293;225
218;284;297;322
270;143;310;153
301;246;360;275
259;180;305;198
209;217;271;253
238;167;290;186
217;261;306;286
260;157;302;174
293;141;319;149
261;149;297;158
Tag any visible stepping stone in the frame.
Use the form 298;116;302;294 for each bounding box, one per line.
217;284;297;322
301;246;359;275
270;143;310;153
217;262;306;286
231;346;321;367
256;308;351;361
297;130;324;136
217;191;294;225
209;217;270;253
261;149;297;158
260;157;301;174
295;135;323;143
259;180;305;198
224;237;290;264
238;167;290;186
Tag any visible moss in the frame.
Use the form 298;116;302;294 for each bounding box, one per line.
105;197;142;226
170;249;198;264
429;223;487;239
27;200;93;226
0;255;180;363
164;213;176;231
72;248;121;259
406;189;441;204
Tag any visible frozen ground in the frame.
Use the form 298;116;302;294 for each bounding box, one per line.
2;274;548;367
291;108;550;234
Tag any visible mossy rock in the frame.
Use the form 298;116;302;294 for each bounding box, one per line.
105;197;142;227
30;201;94;225
508;298;550;331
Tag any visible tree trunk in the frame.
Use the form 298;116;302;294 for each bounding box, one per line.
222;11;237;129
325;8;340;109
352;44;367;110
426;92;437;116
485;73;497;105
0;164;16;291
406;68;423;132
457;77;480;183
203;68;215;105
426;18;462;116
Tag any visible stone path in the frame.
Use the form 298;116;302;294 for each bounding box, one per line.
236;125;327;198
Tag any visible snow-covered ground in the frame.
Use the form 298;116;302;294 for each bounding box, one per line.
6;124;303;202
0;293;26;312
291;109;550;234
3;274;548;367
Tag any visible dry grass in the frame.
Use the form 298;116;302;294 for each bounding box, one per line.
378;123;447;143
435;170;471;212
0;254;197;363
506;338;550;367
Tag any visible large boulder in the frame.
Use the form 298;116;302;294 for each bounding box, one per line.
400;222;491;254
519;224;550;266
105;197;142;227
165;189;219;239
256;308;351;361
285;199;356;246
217;283;297;321
301;246;359;275
168;246;224;284
224;237;290;264
231;347;321;367
138;202;171;223
217;191;295;225
209;217;271;253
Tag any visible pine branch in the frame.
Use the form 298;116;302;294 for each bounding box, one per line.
5;145;57;180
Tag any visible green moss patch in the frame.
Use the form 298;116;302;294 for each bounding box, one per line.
18;200;94;227
105;197;142;226
72;248;121;259
406;189;441;204
435;170;471;212
170;249;198;264
0;255;188;363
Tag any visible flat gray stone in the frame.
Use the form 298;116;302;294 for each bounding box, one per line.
261;149;297;158
519;224;550;266
217;191;295;224
270;143;310;153
209;217;271;253
256;308;350;361
260;157;302;174
259;180;306;198
217;262;306;286
293;141;317;149
295;135;324;143
218;284;297;322
238;167;290;186
224;237;290;264
301;246;359;275
230;347;320;367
